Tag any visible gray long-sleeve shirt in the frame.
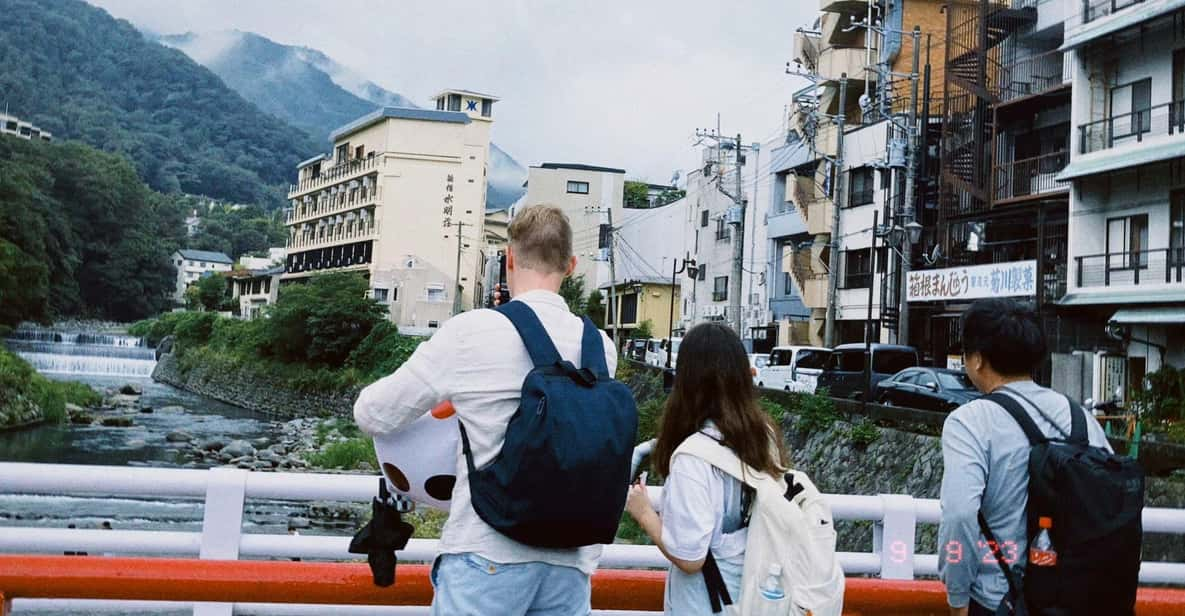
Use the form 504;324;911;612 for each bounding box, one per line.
937;380;1112;609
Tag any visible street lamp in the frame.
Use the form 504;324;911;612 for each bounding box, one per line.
667;255;696;369
864;212;923;401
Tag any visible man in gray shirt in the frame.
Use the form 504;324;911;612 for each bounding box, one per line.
938;298;1111;615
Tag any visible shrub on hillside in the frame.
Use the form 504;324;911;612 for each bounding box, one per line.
172;312;218;352
261;273;385;366
346;322;424;382
789;390;839;433
0;348;100;424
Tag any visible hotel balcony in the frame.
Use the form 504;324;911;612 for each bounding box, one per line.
789;249;831;310
287;222;378;251
997;49;1070;104
992;151;1069;203
287;186;382;226
1075;248;1185;289
1079;100;1185;155
817;46;871;85
287;156;383;197
1065;0;1180;50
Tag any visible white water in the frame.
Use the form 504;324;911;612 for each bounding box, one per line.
6;326;156;377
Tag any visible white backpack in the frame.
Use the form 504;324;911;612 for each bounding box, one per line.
673;433;845;616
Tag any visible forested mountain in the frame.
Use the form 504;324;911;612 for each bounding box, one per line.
0;137;186;324
159;29;528;210
0;0;318;207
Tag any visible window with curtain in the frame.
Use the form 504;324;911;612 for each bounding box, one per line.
1110;78;1152;137
848;167;875;207
713;276;728;301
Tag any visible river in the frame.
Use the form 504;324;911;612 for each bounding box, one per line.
1;326;363;601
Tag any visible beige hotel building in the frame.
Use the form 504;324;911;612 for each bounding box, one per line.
283;89;495;334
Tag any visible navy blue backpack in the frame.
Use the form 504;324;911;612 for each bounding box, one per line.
459;300;638;548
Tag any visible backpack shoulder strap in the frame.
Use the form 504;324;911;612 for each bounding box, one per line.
579;317;609;378
983;391;1048;445
494;301;562;369
673;432;775;491
1064;394;1089;445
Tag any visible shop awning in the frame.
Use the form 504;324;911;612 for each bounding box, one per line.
1109;307;1185;325
1059;288;1185;306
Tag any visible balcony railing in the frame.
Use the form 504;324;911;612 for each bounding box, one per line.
288;156;383;196
287;187;381;225
287;224;377;250
993;151;1069;201
1079;100;1185;154
1079;0;1147;26
999;50;1066;103
1075;248;1185;288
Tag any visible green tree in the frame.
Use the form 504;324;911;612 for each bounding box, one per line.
624;181;651;208
560;275;588;315
586;289;606;328
633;319;654;340
194;273;228;312
0;239;49;327
262;273;386;366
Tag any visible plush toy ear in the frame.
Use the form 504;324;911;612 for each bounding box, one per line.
424;475;457;501
382;463;411;492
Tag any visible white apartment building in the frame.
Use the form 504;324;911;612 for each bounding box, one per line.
231;265;283;320
0;113;52;142
520;163;626;290
171;249;233;304
283;90;496;335
677;141;773;352
1055;0;1185;396
238;247;286;271
606;198;688;343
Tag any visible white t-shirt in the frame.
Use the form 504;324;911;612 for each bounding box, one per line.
660;424;748;615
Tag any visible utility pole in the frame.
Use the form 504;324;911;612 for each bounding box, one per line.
898;26;922;348
823;75;850;348
606;206;619;350
450;220;465;316
693;128;751;338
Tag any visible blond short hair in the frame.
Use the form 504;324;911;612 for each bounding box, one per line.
507;205;573;274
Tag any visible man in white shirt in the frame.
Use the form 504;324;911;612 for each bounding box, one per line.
354;205;617;616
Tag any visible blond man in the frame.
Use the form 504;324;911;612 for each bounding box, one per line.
355;205;617;616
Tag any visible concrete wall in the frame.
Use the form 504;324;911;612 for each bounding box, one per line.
522;166;624;288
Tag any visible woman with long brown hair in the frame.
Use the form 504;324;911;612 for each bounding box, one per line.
625;322;788;614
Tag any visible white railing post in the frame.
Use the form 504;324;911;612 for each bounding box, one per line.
873;494;917;580
194;467;248;616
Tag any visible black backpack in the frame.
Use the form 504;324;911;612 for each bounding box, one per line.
980;391;1144;616
458;300;638;548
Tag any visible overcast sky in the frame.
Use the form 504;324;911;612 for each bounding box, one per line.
91;0;813;183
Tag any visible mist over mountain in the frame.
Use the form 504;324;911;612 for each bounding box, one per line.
159;30;527;211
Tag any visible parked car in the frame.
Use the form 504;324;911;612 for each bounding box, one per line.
748;353;770;385
644;337;681;368
757;345;831;392
816;343;920;400
626;338;647;362
875;367;980;412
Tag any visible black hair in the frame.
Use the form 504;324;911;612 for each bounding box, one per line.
960;297;1046;376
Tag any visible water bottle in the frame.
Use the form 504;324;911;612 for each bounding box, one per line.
752;563;787;616
1028;516;1058;567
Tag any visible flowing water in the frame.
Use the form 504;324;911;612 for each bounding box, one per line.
1;326;363;614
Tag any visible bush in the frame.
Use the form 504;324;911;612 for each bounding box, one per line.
760;398;787;423
347;322;425;383
637;397;666;445
847;418;881;448
56;380;102;407
307;437;379;470
129;311;190;346
262;273;385;366
172;312;218;351
1132;366;1185;422
790;390;839;433
0;348;98;424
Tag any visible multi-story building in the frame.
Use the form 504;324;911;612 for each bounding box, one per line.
283;90;496;335
677;141;774;352
789;0;948;348
1052;0;1185;400
0;112;52;142
520;163;626;289
171;249;233;304
231;265;284;320
605;198;688;344
238;248;286;271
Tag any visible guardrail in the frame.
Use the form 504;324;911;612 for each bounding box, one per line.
2;462;1184;614
1075;248;1185;288
1079;100;1185;154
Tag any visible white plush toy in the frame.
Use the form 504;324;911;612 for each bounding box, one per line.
372;401;459;511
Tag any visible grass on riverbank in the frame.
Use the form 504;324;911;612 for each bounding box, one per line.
0;347;102;425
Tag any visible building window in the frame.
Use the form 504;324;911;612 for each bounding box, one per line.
428;320;440;328
848;167;875;207
355;145;364;160
842;248;874;289
1107;214;1149;269
713;276;728;302
481;99;492;117
701;209;709;227
1110;78;1152;136
566;181;590;194
373;288;390;303
447;94;462;112
336;143;350;165
783;271;794;296
698;264;706;281
427;285;447;302
715;218;730;241
620;293;639;324
1172;194;1184;265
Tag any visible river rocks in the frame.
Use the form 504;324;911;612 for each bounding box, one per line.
100;416;135;427
166;431;193;443
108;394;140;408
119;383;143;396
222;439;256;458
199;438;226;452
69;412;95;425
251;437;271;448
65;403;85;414
288;516;311;529
139;407;154;414
158;405;187;414
126;439;147;449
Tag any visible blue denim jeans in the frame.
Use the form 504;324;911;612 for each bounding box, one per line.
429;552;591;616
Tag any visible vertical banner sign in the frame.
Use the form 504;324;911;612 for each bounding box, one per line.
906;260;1037;302
441;174;455;228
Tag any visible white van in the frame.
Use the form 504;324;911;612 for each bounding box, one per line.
644;337;681;368
757;345;831;392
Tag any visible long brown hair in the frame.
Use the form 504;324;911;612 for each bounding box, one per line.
653;322;788;477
